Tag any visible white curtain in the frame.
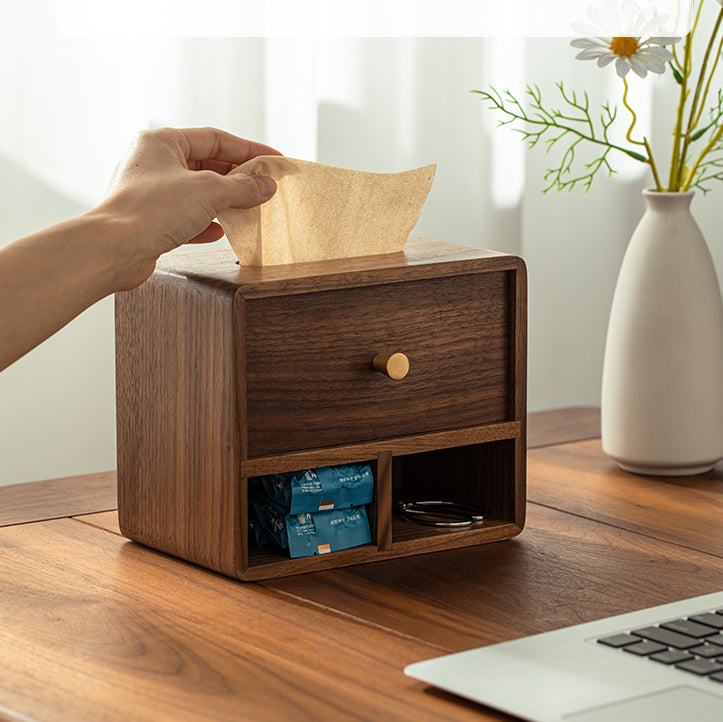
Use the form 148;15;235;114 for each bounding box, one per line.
1;0;721;484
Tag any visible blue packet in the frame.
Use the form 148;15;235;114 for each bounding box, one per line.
255;463;374;515
252;498;289;549
286;505;371;558
314;465;374;512
259;469;320;511
248;507;274;546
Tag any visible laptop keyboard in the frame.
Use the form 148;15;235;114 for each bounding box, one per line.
598;608;723;683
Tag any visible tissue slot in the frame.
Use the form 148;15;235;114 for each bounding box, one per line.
218;156;436;266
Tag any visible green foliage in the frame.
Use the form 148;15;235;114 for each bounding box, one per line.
472;83;642;193
689;90;723;193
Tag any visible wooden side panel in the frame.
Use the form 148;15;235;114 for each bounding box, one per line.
115;273;241;577
511;261;528;531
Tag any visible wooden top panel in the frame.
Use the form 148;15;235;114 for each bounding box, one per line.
157;236;523;298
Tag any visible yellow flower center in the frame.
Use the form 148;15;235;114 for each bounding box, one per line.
610;36;639;57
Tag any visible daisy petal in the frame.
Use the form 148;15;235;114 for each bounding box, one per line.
615;55;631;77
571;37;607;49
628;55;649;78
590;6;614;35
638;53;666;74
645;45;674;61
576;48;608;60
597;53;616;68
646;36;681;46
636;10;668;37
570;22;609;36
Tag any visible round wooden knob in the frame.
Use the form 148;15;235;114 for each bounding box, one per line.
372;352;409;380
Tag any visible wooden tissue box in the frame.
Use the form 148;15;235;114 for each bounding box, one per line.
115;237;527;581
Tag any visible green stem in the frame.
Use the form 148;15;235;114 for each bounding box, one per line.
644;138;664;191
682;123;723;191
621;77;646;147
621;78;661;190
681;8;723;173
669;5;702;190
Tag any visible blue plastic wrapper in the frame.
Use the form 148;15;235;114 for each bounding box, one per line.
256;463;373;514
248;511;274;546
252;498;289;549
286;505;371;558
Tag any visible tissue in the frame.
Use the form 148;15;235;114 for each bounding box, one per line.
218;156;436;266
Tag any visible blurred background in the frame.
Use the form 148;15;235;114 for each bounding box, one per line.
2;0;720;484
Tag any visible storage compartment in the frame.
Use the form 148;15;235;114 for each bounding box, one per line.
246;460;378;565
391;441;516;546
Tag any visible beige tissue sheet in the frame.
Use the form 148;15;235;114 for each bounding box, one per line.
218;156;436;266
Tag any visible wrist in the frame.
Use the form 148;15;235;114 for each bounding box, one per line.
82;204;158;293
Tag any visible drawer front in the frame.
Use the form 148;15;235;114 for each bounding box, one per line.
242;271;512;456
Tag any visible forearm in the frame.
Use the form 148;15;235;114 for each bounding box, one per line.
0;211;133;371
0;128;278;372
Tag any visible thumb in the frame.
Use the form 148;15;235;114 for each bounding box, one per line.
223;173;277;209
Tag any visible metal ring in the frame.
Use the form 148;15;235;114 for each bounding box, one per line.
395;500;485;527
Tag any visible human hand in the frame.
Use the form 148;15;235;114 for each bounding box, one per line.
96;126;281;289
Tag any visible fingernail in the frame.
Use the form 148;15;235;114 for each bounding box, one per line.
254;175;277;200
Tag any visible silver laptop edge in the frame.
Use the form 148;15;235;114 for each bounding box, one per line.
405;591;723;722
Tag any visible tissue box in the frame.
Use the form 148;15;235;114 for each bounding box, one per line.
115;236;527;581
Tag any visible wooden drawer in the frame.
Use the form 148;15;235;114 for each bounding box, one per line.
242;272;511;456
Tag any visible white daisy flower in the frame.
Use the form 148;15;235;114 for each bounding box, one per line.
571;0;680;78
571;35;676;78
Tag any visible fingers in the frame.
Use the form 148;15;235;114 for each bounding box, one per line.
174;127;282;166
187;222;226;244
217;172;277;210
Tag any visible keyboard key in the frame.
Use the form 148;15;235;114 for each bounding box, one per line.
661;618;718;638
689;613;723;630
689;642;723;658
710;671;723;684
623;641;667;656
597;634;640;648
676;658;723;675
649;649;693;665
632;626;699;649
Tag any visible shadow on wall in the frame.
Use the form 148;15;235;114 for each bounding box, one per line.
0;154;88;244
315;100;523;256
0;154;117;486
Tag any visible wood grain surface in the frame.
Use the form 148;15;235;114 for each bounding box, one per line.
115;269;243;578
528;437;723;556
0;517;504;722
0;471;116;527
527;406;600;449
5;408;721;721
262;501;723;652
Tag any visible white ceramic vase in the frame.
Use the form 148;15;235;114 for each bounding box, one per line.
601;189;723;476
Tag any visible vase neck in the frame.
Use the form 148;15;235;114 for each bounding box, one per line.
643;189;694;213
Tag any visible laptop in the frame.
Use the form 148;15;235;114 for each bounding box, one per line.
405;590;723;721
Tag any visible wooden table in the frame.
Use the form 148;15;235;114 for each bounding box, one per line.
3;407;723;721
